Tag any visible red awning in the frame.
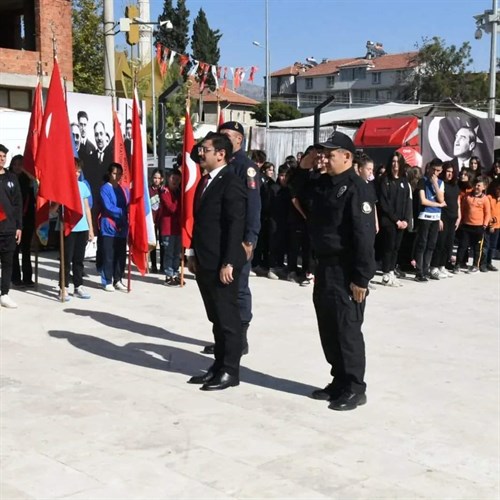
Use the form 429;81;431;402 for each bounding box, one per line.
354;117;419;148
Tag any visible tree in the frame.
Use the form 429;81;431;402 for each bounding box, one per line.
407;36;490;107
72;0;104;94
156;0;190;54
251;101;301;122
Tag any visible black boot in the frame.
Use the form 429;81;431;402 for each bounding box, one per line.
241;324;249;355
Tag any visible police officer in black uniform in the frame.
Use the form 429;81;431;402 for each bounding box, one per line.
289;132;376;411
191;123;261;355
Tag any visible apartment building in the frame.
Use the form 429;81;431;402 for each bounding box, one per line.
271;46;418;115
0;0;73;111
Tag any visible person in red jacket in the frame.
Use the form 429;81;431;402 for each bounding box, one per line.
159;170;182;286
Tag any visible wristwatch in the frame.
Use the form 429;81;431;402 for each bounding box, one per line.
244;241;254;246
222;263;233;268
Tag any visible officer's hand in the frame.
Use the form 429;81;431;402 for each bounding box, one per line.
15;229;22;245
299;148;317;169
242;242;253;261
220;265;234;285
187;256;198;275
438;220;444;232
350;282;367;303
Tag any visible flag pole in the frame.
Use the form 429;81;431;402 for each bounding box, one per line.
179;87;191;288
34;59;42;289
59;206;66;302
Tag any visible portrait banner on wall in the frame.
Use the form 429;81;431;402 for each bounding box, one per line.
421;116;494;173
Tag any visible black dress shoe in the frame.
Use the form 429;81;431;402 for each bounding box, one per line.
187;370;217;385
242;344;249;355
311;383;343;401
200;371;239;391
329;391;367;411
201;344;215;355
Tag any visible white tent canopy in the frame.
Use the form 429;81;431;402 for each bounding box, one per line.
267;102;432;128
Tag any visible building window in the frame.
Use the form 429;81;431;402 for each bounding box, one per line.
0;88;32;111
353;67;366;80
305;78;313;90
340;69;351;82
372;72;381;85
326;76;335;89
0;0;37;51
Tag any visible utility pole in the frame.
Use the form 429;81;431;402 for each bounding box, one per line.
103;0;115;96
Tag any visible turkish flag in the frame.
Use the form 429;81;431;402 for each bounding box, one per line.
23;82;43;178
0;203;6;222
181;110;200;248
36;59;82;236
128;91;148;275
113;109;131;189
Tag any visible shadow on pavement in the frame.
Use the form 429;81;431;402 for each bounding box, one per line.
48;330;317;398
64;308;208;348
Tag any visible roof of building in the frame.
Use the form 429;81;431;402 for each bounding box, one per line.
270;63;310;77
299;52;418;77
188;78;260;107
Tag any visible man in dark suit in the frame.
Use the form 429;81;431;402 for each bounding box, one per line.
187;133;247;391
77;111;96;160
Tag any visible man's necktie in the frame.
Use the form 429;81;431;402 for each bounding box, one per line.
195;175;209;211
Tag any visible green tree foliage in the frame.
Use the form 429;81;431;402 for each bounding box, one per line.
191;8;222;90
251;101;301;123
407;36;491;107
156;0;190;54
72;0;104;94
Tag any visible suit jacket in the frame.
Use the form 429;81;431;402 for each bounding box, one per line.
192;166;247;271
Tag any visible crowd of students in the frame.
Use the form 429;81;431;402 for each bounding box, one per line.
246;149;500;286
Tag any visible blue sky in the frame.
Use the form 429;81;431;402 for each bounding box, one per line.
114;0;493;85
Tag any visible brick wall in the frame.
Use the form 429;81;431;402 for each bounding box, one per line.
0;0;73;84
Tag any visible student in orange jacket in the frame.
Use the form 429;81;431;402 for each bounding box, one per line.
485;183;500;271
455;177;491;273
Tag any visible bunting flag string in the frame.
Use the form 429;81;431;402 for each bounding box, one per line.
152;43;259;93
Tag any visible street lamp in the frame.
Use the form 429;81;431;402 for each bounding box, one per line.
253;35;270;148
474;0;499;118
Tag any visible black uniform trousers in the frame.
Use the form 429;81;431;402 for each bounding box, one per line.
431;216;457;268
313;259;367;394
196;266;242;377
60;231;88;289
101;236;127;285
456;224;485;268
379;221;405;273
12;221;34;284
414;219;439;276
252;219;271;269
0;233;17;296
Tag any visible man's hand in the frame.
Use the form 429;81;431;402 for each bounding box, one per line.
438;201;447;208
187;256;197;275
88;230;94;241
15;229;22;245
439;220;444;231
242;242;253;261
299;148;317;169
220;265;234;285
350;282;367;303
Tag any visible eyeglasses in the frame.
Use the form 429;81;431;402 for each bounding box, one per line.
198;146;215;154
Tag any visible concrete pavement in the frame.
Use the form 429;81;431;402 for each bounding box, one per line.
0;253;498;499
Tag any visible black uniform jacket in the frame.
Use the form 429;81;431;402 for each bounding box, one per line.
290;167;376;288
0;171;22;234
192;166;247;271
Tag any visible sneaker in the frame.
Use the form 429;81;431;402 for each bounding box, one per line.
439;266;452;278
58;288;71;302
300;277;312;287
487;264;498;272
173;275;184;286
287;271;299;283
23;280;36;288
469;266;479;273
479;265;488;273
0;294;18;308
164;276;177;287
103;284;115;292
429;268;441;280
114;281;128;292
382;273;391;285
253;266;267;276
249;269;257;277
414;274;429;282
74;286;91;299
11;279;25;288
368;282;377;291
451;265;461;274
267;268;280;280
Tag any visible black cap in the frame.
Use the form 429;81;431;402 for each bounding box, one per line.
218;121;245;137
314;132;356;155
0;144;8;154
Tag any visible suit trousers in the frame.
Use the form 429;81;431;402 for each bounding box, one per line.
0;233;16;295
313;259;367;394
196;266;243;377
414;219;439;276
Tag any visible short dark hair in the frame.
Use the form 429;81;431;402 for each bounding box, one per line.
77;111;89;121
108;162;123;174
260;162;274;174
251;150;267;164
278;164;289;175
358;153;373;170
204;132;233;160
440;161;456;184
429;157;443;168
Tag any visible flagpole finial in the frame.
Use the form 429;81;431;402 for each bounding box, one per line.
50;23;57;58
186;79;192;110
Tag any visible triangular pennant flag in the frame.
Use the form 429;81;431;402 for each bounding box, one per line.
23;81;43;178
